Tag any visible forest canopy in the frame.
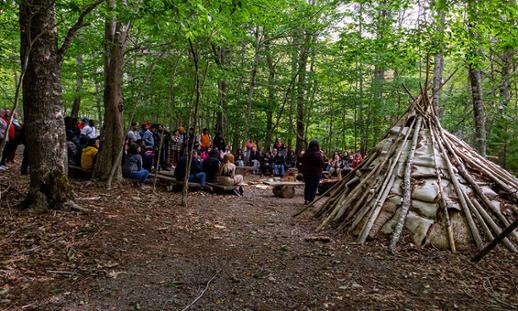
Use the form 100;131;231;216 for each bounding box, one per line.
0;0;516;170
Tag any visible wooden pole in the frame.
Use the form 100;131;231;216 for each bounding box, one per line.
471;220;518;262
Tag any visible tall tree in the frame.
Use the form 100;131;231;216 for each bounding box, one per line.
19;0;102;210
70;56;83;118
431;0;446;116
467;0;487;157
94;0;129;182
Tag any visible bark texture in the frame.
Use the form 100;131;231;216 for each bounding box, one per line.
94;3;127;181
469;67;487;157
20;0;71;210
70;56;83;118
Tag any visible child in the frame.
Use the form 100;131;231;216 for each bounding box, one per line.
81;138;99;170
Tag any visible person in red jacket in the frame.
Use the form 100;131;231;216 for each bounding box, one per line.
0;110;16;171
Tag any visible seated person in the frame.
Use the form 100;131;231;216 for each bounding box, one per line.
249;146;261;173
261;151;272;176
80;138;99;171
329;153;342;177
235;149;245;167
122;143;149;185
217;153;244;186
174;151;207;190
202;149;220;183
75;135;89;166
285;150;296;168
272;150;285;177
66;132;77;165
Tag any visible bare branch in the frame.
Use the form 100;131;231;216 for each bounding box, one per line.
57;0;105;64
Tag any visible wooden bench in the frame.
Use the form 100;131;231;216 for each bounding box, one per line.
236;165;255;175
263;181;304;198
207;183;243;196
68;165;93;179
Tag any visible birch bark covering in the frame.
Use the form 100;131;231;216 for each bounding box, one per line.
297;88;518;253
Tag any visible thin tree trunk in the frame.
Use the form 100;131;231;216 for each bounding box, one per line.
431;0;445;116
70;55;83;118
243;26;261;146
94;1;128;182
469;67;487;157
182;38;202;207
264;32;276;151
295;30;310;155
467;1;487;157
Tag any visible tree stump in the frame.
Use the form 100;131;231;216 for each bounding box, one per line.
272;185;295;198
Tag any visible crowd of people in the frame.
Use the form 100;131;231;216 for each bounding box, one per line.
2;112;365;198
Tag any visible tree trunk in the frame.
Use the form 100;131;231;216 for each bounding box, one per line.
295;30;310;155
94;2;127;181
469;67;487;157
243;27;261;145
264;33;275;151
212;45;228;136
431;0;445;116
466;0;487;157
499;50;512;109
70;55;83;118
19;0;70;210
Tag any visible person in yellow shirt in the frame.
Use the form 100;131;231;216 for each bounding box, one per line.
81;138;99;171
199;128;211;151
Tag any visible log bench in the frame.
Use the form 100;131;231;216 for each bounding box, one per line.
68;165;93;179
263;181;304;198
236;165;255;175
207;183;244;196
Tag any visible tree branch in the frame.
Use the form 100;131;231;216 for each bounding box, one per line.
57;0;105;64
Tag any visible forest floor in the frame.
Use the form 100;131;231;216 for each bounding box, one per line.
1;164;517;310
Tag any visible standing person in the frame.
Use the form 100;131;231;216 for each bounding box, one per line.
169;128;183;167
212;132;226;154
127;122;141;143
123;143;149;186
200;128;211;151
301;140;325;205
81;119;97;139
186;127;198;154
0;110;15;171
140;123;154;149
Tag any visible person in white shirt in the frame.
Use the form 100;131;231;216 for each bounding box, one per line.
127;121;141;142
81;120;97;139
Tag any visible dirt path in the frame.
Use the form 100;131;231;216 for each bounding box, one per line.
1;172;517;310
